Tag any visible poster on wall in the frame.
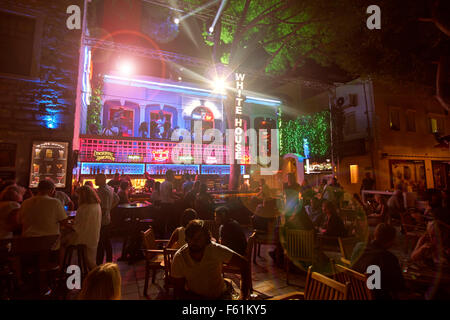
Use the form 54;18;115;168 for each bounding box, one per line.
29;141;69;188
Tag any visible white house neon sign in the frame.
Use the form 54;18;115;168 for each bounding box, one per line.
234;73;245;161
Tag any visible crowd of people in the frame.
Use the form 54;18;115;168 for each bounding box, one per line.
1;170;449;300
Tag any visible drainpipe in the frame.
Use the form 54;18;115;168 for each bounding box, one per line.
362;80;376;187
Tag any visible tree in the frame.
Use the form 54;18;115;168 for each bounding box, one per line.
181;0;345;189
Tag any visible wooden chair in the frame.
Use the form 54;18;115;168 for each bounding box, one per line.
284;229;314;285
141;227;169;296
332;263;373;300
270;266;349;300
223;232;255;294
162;247;179;296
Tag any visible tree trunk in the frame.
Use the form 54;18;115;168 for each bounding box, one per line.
223;93;241;191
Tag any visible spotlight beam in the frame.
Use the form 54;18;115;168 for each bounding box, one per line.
179;0;220;22
209;0;228;33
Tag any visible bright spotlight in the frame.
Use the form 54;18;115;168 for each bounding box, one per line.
213;78;226;92
117;60;134;76
209;26;214;33
174;18;180;25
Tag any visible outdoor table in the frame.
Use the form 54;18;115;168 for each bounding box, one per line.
403;261;450;298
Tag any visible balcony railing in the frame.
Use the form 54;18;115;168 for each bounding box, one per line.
79;135;248;165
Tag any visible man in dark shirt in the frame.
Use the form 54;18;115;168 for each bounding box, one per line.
353;223;405;300
215;206;247;256
107;172;121;193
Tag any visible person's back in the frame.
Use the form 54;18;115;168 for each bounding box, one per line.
74;203;102;245
285;207;314;231
182;176;194;195
322;213;347;237
353;223;405;299
96;184;117;226
160;180;174;204
220;219;247;256
19;194;66;237
195;185;213;219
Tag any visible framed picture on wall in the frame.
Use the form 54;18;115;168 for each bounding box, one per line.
29;141;69;188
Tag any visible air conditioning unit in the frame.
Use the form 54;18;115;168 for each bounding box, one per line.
337;94;358;107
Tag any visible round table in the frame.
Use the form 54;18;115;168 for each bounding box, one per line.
116;202;153;263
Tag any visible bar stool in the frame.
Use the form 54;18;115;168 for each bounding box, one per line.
62;244;89;279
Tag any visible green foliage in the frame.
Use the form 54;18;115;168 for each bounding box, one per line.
279;110;330;160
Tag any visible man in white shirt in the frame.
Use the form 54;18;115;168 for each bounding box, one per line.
171;220;251;300
18;180;68;248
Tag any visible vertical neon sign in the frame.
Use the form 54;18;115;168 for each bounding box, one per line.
234;73;245;161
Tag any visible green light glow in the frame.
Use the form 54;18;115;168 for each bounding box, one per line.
279;110;331;159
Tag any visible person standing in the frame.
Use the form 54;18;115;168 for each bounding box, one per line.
283;173;301;218
182;174;194;196
95;174;119;265
360;172;375;194
160;170;179;236
68;186;102;269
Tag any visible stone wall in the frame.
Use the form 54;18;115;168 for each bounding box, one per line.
0;0;83;189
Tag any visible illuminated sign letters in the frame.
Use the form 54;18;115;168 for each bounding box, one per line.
234;73;245;161
94;151;115;161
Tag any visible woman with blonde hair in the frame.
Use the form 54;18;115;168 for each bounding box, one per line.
78;263;121;300
66;185;102;269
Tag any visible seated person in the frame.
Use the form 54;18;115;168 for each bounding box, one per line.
78;263;122;300
215;206;247;256
117;181;130;204
0;185;23;239
411;220;449;266
319;200;347;237
367;194;387;225
253;198;281;232
353;223;406;300
168;208;198;249
305;197;325;227
284;205;314;231
171;220;251;300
